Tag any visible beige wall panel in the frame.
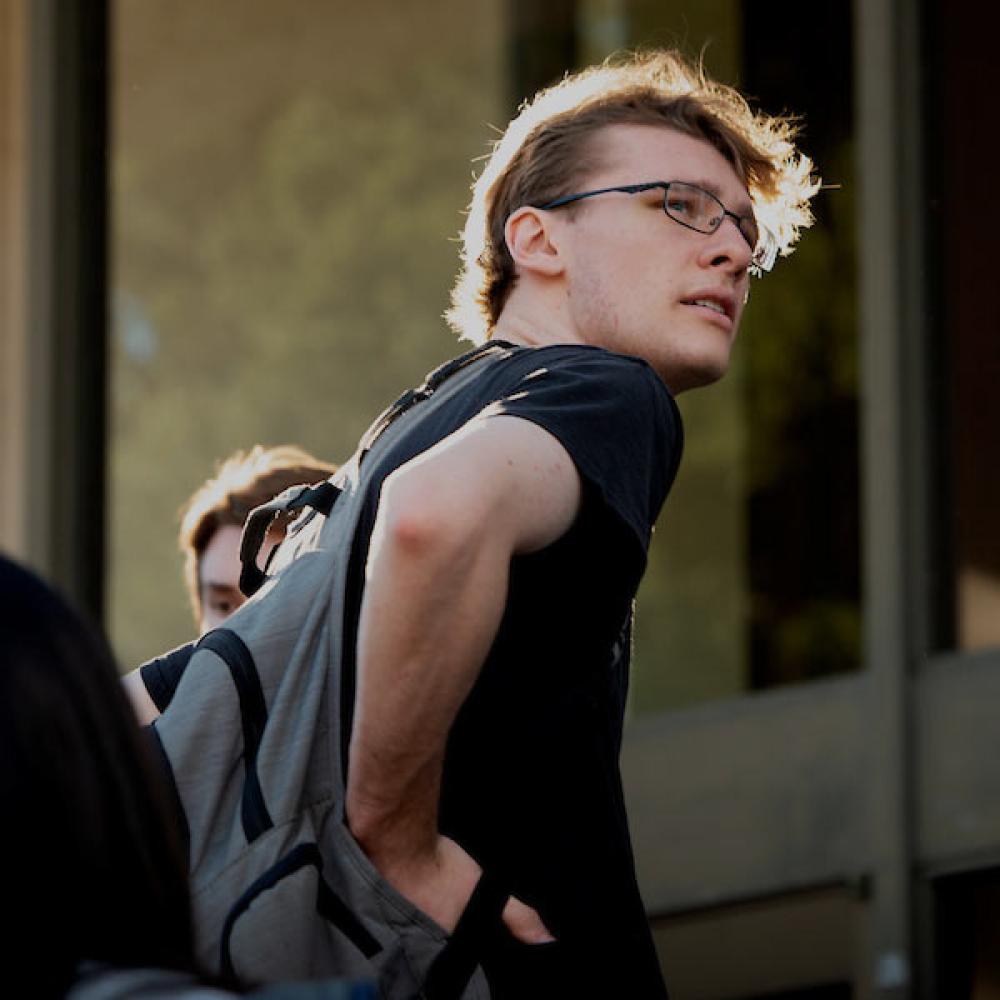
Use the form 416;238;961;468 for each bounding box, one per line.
916;654;1000;870
623;675;869;914
652;888;866;1000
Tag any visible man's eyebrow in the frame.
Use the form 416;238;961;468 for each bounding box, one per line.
202;582;241;595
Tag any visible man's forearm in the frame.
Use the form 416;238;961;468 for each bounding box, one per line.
345;475;511;862
341;416;578;937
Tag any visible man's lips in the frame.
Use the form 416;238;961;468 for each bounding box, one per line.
680;290;736;327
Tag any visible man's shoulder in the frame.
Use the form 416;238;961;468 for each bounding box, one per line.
466;341;672;406
482;340;662;374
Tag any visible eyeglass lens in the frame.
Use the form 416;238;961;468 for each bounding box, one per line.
662;182;760;256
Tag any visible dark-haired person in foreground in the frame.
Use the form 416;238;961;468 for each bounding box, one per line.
0;556;199;997
342;50;819;997
0;554;369;999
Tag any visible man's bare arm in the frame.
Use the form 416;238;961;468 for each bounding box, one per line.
346;414;581;937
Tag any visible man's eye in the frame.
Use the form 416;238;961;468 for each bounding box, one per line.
666;197;693;214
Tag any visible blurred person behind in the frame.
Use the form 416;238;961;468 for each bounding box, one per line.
123;445;335;725
181;445;337;633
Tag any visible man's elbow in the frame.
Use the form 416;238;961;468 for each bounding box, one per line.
381;505;444;558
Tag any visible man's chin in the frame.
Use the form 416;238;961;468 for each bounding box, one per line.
661;355;731;394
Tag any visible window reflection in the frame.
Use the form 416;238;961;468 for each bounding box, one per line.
631;1;860;712
111;0;862;711
932;0;1000;653
110;0;505;666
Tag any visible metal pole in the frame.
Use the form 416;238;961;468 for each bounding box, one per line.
25;0;109;622
856;0;918;994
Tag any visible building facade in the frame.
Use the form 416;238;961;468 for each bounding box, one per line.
1;1;997;996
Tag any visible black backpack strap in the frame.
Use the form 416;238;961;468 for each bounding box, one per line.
239;480;342;598
220;842;383;983
357;342;508;461
197;627;274;843
240;343;509;600
421;870;510;1000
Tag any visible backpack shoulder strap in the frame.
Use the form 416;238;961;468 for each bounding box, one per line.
239;341;514;600
239;481;341;597
356;341;509;459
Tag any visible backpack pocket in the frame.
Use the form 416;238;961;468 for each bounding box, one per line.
325;821;493;1000
221;840;383;985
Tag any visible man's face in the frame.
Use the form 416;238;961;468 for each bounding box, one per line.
197;523;284;633
555;124;754;392
198;524;246;633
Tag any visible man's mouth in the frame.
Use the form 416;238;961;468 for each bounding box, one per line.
687;298;729;318
680;291;736;326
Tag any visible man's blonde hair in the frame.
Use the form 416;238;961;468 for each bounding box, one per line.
447;49;820;344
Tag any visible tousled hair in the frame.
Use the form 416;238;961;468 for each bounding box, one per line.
179;444;336;624
447;49;820;343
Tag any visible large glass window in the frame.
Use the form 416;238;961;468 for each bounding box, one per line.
627;1;859;712
926;0;1000;654
111;0;860;717
934;869;1000;998
110;0;505;664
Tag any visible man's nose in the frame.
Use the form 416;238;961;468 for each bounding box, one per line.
701;215;752;274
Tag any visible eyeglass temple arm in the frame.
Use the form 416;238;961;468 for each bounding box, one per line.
537;182;666;211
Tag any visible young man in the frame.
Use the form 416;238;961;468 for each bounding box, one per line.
123;444;335;725
342;51;818;997
176;444;337;634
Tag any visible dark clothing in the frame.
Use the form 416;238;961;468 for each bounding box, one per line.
141;642;198;712
344;342;682;998
68;963;375;999
141;341;682;997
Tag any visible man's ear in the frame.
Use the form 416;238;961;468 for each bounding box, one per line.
504;206;564;278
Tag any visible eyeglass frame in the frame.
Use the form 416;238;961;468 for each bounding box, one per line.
534;180;777;274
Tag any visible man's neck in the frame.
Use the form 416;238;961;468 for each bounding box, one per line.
491;300;584;350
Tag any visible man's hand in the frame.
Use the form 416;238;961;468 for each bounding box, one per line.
352;826;554;944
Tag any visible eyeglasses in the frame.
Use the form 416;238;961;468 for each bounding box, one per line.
536;180;778;274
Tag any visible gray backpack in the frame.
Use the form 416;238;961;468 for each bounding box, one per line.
150;345;511;998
